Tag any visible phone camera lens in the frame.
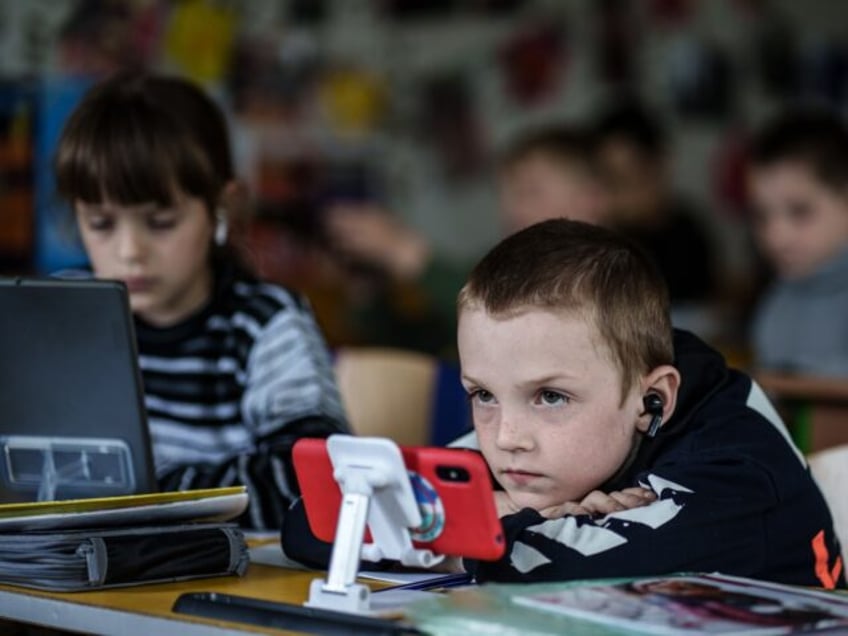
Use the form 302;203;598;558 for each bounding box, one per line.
436;465;470;482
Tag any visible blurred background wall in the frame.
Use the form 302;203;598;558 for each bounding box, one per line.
0;0;846;353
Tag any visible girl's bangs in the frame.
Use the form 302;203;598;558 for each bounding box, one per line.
58;104;216;208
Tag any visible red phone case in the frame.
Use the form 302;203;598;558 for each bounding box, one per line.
293;437;505;561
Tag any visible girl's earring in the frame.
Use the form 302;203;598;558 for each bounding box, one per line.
214;209;229;246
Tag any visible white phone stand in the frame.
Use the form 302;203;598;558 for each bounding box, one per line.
305;435;444;614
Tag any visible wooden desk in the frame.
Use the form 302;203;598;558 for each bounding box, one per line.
0;564;321;635
755;371;848;452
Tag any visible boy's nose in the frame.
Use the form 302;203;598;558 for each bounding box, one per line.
494;413;534;452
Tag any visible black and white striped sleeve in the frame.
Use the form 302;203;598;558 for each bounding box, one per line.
159;294;348;530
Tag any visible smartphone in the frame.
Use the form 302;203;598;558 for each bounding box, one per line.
292;437;504;561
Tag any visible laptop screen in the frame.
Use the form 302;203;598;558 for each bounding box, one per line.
0;277;157;502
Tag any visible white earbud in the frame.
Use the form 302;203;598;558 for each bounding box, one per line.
214;208;229;246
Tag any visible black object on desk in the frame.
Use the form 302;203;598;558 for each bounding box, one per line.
172;592;425;635
0;277;156;503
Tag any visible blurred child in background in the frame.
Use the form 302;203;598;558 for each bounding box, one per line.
55;71;348;529
593;100;718;307
498;124;610;232
322;123;608;356
748;109;848;377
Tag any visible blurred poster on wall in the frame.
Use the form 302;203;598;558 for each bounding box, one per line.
755;18;800;99
419;72;485;181
499;22;567;107
649;0;695;26
163;0;237;85
229;30;320;123
800;38;848;108
0;80;35;273
56;0;163;76
668;37;734;121
711;127;750;219
381;0;456;20
33;76;93;274
595;0;638;86
0;1;71;76
320;66;387;138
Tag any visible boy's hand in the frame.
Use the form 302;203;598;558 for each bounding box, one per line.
539;487;656;520
494;487;656;520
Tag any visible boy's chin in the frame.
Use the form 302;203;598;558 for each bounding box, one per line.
507;490;565;514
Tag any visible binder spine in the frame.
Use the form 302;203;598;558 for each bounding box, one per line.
0;524;248;591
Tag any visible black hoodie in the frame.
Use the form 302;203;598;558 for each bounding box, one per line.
469;330;845;589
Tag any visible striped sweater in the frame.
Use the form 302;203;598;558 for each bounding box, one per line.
134;267;347;529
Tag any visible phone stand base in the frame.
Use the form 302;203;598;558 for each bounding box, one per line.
306;579;372;614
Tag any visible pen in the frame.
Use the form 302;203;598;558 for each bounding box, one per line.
373;572;474;593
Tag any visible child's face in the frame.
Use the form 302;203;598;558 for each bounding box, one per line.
75;193;215;326
749;162;848;279
500;154;608;233
596;139;665;225
458;306;644;512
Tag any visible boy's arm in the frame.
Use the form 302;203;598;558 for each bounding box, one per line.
159;301;348;530
468;459;784;584
495;488;655;518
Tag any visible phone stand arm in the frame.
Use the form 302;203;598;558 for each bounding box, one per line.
37;449;58;502
305;435;442;614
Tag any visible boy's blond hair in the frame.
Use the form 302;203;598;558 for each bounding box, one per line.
458;219;673;401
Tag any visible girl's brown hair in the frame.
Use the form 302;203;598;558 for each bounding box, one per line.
55;71;233;213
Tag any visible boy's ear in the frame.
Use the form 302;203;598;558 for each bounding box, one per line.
636;364;681;433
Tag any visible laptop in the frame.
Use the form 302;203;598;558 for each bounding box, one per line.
0;277;157;503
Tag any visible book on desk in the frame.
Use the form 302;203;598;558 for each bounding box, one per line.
404;572;848;635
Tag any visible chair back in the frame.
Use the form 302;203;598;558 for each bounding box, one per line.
808;444;848;568
756;371;848;453
333;347;470;446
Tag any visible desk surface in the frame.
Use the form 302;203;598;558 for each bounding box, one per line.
0;563;322;635
756;371;848;402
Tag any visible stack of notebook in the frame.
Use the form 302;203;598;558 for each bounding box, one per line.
0;486;249;591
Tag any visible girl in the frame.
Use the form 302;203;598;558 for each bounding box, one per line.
54;71;348;529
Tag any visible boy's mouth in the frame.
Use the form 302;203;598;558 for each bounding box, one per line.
501;468;544;487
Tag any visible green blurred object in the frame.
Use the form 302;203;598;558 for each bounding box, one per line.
787;401;813;454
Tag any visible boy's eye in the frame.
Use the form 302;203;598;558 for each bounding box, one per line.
469;389;495;405
538;390;568;406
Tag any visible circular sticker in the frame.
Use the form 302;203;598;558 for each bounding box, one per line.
407;470;445;542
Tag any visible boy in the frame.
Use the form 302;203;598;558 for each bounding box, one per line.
748;109;848;377
454;218;843;587
498;124;610;232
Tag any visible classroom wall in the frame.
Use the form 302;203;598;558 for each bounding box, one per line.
1;0;846;297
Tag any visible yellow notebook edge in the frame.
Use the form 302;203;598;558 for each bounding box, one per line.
0;486;247;518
